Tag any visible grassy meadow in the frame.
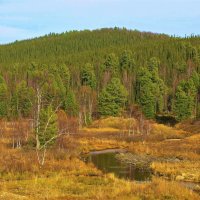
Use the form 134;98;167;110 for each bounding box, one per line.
0;117;200;200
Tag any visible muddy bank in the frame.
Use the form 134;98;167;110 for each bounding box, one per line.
88;148;127;155
115;153;152;168
115;152;200;193
115;152;181;168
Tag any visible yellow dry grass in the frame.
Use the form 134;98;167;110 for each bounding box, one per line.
90;117;137;129
88;117;190;139
80;138;128;153
0;117;200;199
81;127;120;133
151;123;189;138
151;161;200;182
186;133;200;141
0;175;199;200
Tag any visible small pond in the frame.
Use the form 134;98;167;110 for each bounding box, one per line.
84;149;200;193
85;149;152;182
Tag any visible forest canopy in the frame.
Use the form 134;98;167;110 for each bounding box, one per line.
1;28;200;122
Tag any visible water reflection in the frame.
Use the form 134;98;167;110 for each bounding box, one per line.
86;151;152;181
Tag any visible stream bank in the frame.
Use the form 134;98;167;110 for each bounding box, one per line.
85;149;200;192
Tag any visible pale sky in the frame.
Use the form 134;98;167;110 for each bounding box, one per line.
0;0;200;44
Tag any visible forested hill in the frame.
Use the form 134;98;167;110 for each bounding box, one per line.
0;28;199;68
0;28;171;66
0;28;200;123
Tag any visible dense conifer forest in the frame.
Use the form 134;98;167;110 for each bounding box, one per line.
0;27;200;122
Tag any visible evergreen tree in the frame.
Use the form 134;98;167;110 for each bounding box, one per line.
136;68;156;118
11;81;33;118
190;72;200;117
65;90;78;117
81;63;96;89
136;58;166;118
120;50;135;102
103;53;119;78
104;53;119;72
42;76;66;108
98;78;128;116
120;50;135;73
57;64;70;88
174;86;193;121
148;57;160;74
173;80;196;121
0;76;8;118
191;71;200;89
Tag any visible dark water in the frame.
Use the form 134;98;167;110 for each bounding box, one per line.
156;115;178;126
86;150;152;181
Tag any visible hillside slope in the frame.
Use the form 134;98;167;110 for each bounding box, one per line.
0;28;200;122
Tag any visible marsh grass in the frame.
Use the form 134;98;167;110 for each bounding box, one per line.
0;117;200;199
151;161;200;182
1;174;199;200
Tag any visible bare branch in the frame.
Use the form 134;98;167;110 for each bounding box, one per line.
39;132;69;150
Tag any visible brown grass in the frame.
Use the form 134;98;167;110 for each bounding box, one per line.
0;117;200;199
79;137;128;153
81;127;120;134
0;175;199;200
90;117;137;129
176;119;200;134
151;161;200;182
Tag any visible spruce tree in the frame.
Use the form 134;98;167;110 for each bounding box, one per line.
136;68;156;118
58;64;70;88
173;80;196;121
174;86;192;121
0;76;8;118
136;58;166;119
65;90;78;117
98;78;128;116
12;81;33;118
119;50;135;102
0;83;8;118
120;50;135;73
81;63;96;89
104;53;119;77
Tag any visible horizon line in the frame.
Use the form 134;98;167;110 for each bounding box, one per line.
0;27;199;46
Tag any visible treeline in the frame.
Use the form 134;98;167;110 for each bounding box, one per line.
0;28;200;122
